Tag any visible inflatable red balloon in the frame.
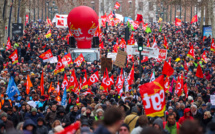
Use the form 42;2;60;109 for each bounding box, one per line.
67;6;98;49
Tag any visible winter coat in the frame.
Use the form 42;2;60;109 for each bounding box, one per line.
23;119;37;134
24;112;44;124
36;125;48;134
201;117;212;132
178;108;194;125
164;122;180;134
55;111;71;127
124;112;139;132
94;125;111;134
4;120;14;132
68;111;79;124
81;112;95;127
153;118;170;134
45;111;57;126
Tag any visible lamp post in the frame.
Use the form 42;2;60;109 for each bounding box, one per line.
46;1;49;19
17;0;21;23
34;0;35;21
29;0;31;23
8;0;14;38
38;0;39;20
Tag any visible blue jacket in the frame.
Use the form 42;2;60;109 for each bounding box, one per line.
94;125;111;134
24;112;44;124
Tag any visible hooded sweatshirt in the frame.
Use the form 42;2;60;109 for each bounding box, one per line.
153;118;170;134
178;108;194;124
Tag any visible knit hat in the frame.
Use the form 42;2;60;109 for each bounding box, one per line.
54;125;64;133
31;108;37;112
168;106;173;110
96;108;104;114
188;96;193;101
0;112;7;118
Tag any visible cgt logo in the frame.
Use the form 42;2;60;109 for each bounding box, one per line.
11;54;17;61
89;74;98;83
88;23;97;35
70;25;83;37
143;89;165;110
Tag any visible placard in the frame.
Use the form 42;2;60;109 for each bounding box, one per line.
114;50;127;68
210;95;215;105
101;58;112;72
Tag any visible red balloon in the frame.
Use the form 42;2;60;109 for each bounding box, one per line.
67;6;98;49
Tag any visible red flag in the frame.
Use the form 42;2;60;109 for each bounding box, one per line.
82;71;88;89
187;45;195;59
27;43;31;49
152;36;158;48
184;83;188;98
54;56;65;75
106;75;114;91
175;18;182;26
147;38;150;47
100;71;107;91
196;64;204;78
119;38;126;49
162;61;174;76
139;75;165;117
6;37;11;51
164;76;170;93
175;75;183;97
88;71;99;86
68;70;78;91
40;71;45;95
61;74;68;89
74;53;85;67
116;69;124;95
201;51;207;63
191;15;198;24
42;44;46;49
62;53;73;65
163;35;168;49
136;14;143;23
211;38;215;52
56;81;60;96
203;36;206;43
48;82;53;93
56;121;80;134
39;49;53;60
128;33;135;45
184;61;188;71
127;55;134;62
26;75;33;95
141;56;149;63
127;64;134;85
114;1;120;9
9;49;18;64
99;41;104;49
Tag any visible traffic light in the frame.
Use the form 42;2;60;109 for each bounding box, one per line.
138;37;143;51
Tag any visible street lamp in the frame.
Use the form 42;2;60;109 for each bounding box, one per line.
46;1;49;19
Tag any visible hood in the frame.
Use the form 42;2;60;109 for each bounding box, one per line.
23;119;36;129
153;118;163;130
183;108;192;117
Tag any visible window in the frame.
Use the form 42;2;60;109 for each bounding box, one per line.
101;2;104;12
91;1;95;10
138;2;143;11
149;2;153;11
119;2;122;12
128;1;132;9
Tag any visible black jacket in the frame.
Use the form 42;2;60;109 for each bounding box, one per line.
36;125;48;134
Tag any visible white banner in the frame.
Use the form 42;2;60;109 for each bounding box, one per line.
126;45;159;58
52;14;68;28
211;95;215;105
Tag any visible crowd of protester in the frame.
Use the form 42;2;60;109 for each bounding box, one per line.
0;19;214;134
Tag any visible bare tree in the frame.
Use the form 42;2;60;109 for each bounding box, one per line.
209;0;215;38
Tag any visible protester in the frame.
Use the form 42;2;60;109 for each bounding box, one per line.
1;13;215;134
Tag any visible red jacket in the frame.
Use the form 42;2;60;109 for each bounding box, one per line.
178;108;194;124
